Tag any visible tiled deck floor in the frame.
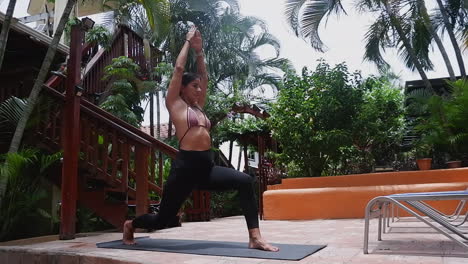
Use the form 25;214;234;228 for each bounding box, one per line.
0;216;467;263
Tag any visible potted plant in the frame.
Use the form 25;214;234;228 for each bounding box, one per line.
415;142;432;170
445;152;462;168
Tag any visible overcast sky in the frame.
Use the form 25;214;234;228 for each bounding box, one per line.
238;0;466;83
2;0;465;82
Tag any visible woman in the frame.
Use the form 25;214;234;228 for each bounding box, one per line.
123;26;278;252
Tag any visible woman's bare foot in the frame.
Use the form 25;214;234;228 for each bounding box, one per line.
123;220;136;245
249;237;279;252
248;228;279;252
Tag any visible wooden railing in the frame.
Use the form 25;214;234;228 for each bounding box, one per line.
42;82;177;216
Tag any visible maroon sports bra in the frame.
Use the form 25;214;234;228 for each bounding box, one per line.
179;104;211;144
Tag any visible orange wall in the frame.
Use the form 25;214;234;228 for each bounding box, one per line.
263;182;468;220
267;168;468;190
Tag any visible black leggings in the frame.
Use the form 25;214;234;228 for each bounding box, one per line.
132;150;259;230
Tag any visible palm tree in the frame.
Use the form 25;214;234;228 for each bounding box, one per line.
0;0;18;71
410;0;456;81
433;0;467;77
8;0;77;153
105;0;291;130
379;0;434;92
284;0;434;93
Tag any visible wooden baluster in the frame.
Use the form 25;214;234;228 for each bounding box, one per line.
158;151;163;188
110;131;119;185
91;122;99;168
102;129;110;180
150;148;156;184
122;141;130;197
135;144;149;216
82;116;90;164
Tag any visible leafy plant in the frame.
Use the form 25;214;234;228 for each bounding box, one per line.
269;61;364;177
269;61;405;176
85;25;112;49
0;97;27;145
411;79;468;161
100;56;156;126
214;117;268;144
0;149;61;241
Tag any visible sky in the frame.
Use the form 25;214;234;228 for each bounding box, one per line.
237;0;466;82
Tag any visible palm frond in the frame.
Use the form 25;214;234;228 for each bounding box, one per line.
363;14;392;70
0;97;27;144
284;0;308;36
300;0;330;51
137;0;171;39
248;32;281;56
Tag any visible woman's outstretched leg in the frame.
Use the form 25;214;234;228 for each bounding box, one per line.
200;166;279;251
122;166;195;245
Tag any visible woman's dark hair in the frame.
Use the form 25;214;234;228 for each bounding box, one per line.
182;72;201;86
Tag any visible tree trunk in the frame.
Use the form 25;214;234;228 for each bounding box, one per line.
418;0;456;81
384;1;435;93
0;0;18;71
435;0;466;78
237;144;242;170
8;0;77;153
150;92;154;136
156;91;161;138
143;38;154;137
228;140;233;163
243;144;248;173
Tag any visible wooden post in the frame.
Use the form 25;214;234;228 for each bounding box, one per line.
243;144;248;173
60;24;84;240
135;144;149;217
257;136;264;219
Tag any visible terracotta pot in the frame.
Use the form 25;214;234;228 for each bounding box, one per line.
446;160;462;168
416;158;432;170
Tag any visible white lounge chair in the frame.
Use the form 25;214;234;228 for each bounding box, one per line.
363;189;468;254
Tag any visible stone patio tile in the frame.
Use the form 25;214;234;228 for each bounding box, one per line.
0;216;466;264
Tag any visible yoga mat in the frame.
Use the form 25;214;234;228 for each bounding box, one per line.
97;237;326;260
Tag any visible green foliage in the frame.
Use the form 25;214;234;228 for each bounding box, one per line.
85;25;112;49
0;149;61;241
103;56;141;81
203;87;247;125
269;61;363;177
100;57;155;126
413;79;468;160
269;61;405;177
64;17;82;45
0;97;27;145
210;190;242;218
352;75;405;165
214;117;268;143
0;95;56;145
76;207;113;233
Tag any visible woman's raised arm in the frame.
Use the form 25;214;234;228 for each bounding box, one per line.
191;30;208;107
165;27;196;111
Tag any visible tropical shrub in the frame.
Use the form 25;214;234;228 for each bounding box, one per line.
100;56;156;126
269;61;364;177
0;149;61;241
412;79;468;161
269;61;405;177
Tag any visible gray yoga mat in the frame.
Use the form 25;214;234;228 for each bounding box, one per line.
96;237;326;260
